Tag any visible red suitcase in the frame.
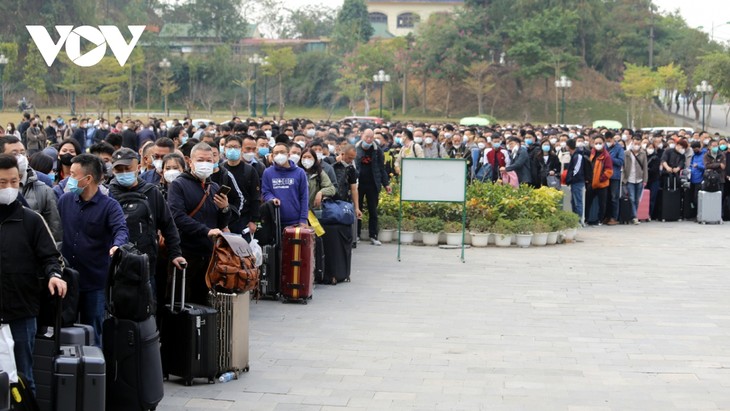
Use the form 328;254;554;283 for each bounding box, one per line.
638;188;651;221
280;226;315;303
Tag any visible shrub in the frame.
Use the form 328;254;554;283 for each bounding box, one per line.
469;217;492;233
400;218;416;231
415;217;444;233
492;219;515;234
558;210;580;229
513;218;534;234
443;221;463;232
379;215;398;230
545;214;563;232
532;219;549;234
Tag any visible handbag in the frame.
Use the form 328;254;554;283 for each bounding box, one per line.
0;324;17;384
205;234;259;293
319;199;355;226
546;175;560;188
500;170;519;188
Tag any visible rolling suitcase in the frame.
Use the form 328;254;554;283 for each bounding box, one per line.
697;190;723;224
160;265;218;386
259;205;281;299
313;236;325;284
619;194;633;224
208;292;249;376
102;316;163;411
637;189;650;221
0;371;8;411
660;174;681;222
321;224;353;284
280;226;315;303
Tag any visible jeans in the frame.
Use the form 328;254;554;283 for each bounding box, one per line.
9;317;37;393
627;182;644;219
570;182;585;223
608;179;621;220
79;290;105;347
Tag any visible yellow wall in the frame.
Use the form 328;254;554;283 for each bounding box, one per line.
368;1;464;36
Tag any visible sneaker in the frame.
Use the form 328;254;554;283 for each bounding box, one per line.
370;238;382;246
632;218;640;225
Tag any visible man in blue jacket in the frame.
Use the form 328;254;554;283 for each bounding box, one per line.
167;142;232;305
57;154;128;345
261;142;309;227
606;131;624;225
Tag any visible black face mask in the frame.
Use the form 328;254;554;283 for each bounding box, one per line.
60;153;74;166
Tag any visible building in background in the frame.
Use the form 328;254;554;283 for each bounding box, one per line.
366;0;464;38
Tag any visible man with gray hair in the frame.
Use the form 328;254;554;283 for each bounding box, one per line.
356;129;391;246
167;142;232;305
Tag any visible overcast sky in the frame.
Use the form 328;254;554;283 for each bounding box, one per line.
279;0;730;42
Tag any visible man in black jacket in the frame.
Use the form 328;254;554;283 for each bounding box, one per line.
107;148;186;307
0;154;66;393
356;129;391;246
222;135;261;236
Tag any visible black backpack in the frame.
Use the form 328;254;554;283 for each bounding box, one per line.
114;184;157;255
107;244;155;321
702;170;721;192
582;154;593;185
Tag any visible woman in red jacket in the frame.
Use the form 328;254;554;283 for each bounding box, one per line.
585;135;614;225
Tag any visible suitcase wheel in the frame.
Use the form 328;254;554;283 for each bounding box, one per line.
243;366;250;373
184;379;193;386
163;374;169;381
208;377;215;384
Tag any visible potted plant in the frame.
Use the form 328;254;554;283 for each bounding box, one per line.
530;219;550;246
415;217;443;246
378;215;397;243
443;221;463;246
545;214;562;245
492;219;514;247
513;218;534;248
360;213;369;240
469;217;492;247
399;218;416;244
559;211;580;242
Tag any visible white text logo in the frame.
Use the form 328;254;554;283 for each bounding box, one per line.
26;25;146;67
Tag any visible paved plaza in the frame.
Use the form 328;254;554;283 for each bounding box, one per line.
159;222;730;411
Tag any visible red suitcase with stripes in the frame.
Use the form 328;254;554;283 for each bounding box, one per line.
637;188;651;221
280;226;315;303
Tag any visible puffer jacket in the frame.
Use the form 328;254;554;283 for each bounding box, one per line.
590;148;613;189
22;168;62;241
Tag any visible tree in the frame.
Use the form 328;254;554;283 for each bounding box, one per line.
160;66;179;117
262;47;297;119
463;61;495;115
190;0;250;43
656;63;687;112
621;63;658;128
278;5;337;39
336;41;398;115
332;0;373;52
693;53;730;127
23;41;48;102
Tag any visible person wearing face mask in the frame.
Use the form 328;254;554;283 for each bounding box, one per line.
159;153;185;200
603;131;625;225
533;139;560;188
207;142;243;228
656;139;687;221
309;140;338;184
585;136;614;225
681;141;706;220
644;142;661;218
356;129;391;246
299;148;336;214
0;136;62;241
500;137;532;186
24;118;47;156
394;129;424;176
167;143;232;305
121;120;140;152
485;135;508;182
221;135;261;237
255;135;273;167
702;139;725;204
621;139;649;224
0;153;67;394
261;142;310;228
57;154;129;345
70;118;90;153
89;141;116;185
446;133;467;159
53;139;83;195
140;138;175;184
107;148;186;315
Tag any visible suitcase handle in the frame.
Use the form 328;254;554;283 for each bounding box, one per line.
170;262;187;313
53;295;63;354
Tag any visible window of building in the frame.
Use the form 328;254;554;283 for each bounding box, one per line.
369;12;388;24
397;13;420;28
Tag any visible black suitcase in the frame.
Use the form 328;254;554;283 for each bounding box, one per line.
661;174;682;222
0;371;8;411
103;316;163;411
619;195;633;224
313;236;325;284
33;324;95;411
9;373;40;411
160;265;218;386
259;205;281;299
321;224;353;284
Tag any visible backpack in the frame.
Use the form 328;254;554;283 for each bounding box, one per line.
205;234;259;294
114;185;157;255
107;244;155;321
474;160;493;182
581;154;593;185
702;169;721;192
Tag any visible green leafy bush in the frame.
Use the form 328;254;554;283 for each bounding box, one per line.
415;217;444;233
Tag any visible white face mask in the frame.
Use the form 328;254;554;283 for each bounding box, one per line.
641;144;647;149
153;159;163;172
16;154;28;177
668;143;676;149
646;148;655;155
264;130;272;138
477;143;486;150
414;137;423;144
425;137;434;145
274;154;288;166
301;158;315;169
163;169;181;183
289;154;301;165
559;142;567;148
316;152;325;161
0;187;19;205
268;138;276;148
328;144;336;153
576;142;584;148
193;162;214;180
296;141;306;149
549;138;558;145
594;143;604;151
242;152;256;162
306;129;316;138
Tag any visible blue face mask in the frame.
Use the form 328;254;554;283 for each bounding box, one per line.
225;148;241;161
115;171;136;187
213;162;220;172
66;176;87;196
362;142;373;149
525;139;533;146
181;135;189;145
395;137;402;145
493;142;501;148
48;172;56;181
347;137;357;144
258;147;270;157
542;145;551;153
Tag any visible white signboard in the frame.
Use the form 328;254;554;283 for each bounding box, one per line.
400;158;467;202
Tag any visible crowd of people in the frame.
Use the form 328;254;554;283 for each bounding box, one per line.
1;111;726;392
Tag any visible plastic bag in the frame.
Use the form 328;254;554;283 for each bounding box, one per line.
248;238;263;267
0;324;18;383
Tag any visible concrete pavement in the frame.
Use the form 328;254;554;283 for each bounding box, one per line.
159;222;730;410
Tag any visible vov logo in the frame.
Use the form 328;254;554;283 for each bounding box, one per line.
26;25;146;67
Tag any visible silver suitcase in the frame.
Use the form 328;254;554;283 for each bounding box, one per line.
208;291;250;376
697;190;723;224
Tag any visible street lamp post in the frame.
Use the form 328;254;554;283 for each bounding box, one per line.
159;58;171;116
696;80;713;131
372;70;390;118
0;54;8;111
248;54;264;117
554;75;572;125
261;57;269;117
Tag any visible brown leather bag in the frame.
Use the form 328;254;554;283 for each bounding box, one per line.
205;234;259;293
